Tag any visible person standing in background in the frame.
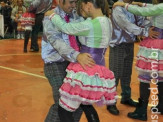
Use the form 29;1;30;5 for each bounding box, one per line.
28;0;53;52
0;0;12;38
21;0;35;52
11;0;26;39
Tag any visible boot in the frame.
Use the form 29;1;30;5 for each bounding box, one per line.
121;98;138;107
128;98;148;121
107;105;119;115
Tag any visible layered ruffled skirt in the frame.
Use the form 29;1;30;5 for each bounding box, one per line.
21;12;35;26
59;63;117;112
136;27;163;83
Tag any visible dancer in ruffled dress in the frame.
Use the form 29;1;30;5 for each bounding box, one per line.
113;0;163;121
45;0;117;121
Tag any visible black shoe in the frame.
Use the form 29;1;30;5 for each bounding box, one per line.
121;99;138;107
29;48;39;52
127;98;148;121
107;105;119;115
128;111;147;121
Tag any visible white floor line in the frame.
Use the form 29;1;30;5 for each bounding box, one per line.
0;53;40;57
0;65;46;79
0;66;153;106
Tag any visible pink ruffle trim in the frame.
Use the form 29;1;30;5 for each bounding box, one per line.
140;37;163;49
67;63;115;79
136;59;163;71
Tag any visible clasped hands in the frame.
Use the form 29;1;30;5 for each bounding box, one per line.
44;9;95;70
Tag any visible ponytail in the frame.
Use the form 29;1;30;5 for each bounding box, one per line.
102;0;110;17
82;0;110;17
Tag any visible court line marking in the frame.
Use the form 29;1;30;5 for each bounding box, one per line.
0;53;41;57
0;65;46;79
0;63;152;106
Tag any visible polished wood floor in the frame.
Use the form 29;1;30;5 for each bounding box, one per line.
0;38;162;122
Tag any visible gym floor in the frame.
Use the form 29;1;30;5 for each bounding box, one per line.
0;38;162;122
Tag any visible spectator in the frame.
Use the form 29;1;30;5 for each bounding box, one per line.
11;0;26;39
28;0;53;52
0;1;13;37
10;0;18;8
21;0;35;52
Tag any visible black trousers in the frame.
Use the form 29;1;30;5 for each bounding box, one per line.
24;30;31;50
58;104;99;122
30;13;44;51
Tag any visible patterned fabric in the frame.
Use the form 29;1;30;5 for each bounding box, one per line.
41;7;81;63
44;62;83;122
124;3;163;83
125;3;163;29
51;15;113;48
59;62;117;112
21;12;35;26
21;0;35;27
42;6;83;122
136;27;163;83
109;43;134;79
44;62;68;122
110;2;149;47
109;43;134;100
50;14;117;111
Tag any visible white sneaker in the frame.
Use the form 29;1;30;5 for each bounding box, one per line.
21;34;24;39
17;34;20;39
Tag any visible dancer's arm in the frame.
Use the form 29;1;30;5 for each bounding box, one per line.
112;7;149;37
125;3;163;16
49;14;91;36
113;1;163;16
43;17;95;69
